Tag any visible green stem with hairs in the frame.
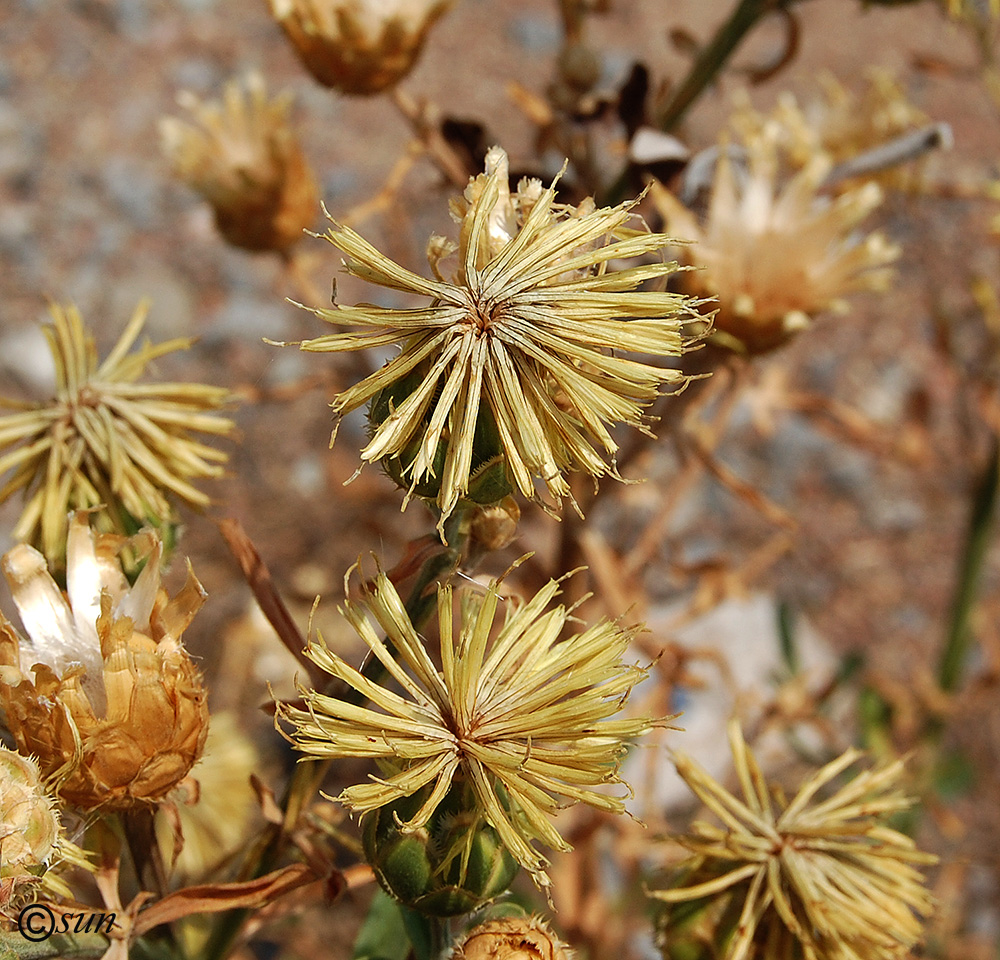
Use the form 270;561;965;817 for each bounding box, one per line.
0;933;109;960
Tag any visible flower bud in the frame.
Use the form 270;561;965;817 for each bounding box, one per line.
268;0;454;96
451;917;572;960
0;749;60;907
363;779;519;916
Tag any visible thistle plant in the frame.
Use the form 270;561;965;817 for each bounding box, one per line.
650;722;936;960
287;146;700;532
278;560;660;898
0;300;233;569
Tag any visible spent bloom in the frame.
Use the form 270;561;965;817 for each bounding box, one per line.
277;560;660;891
267;0;454;95
650;721;936;960
0;512;210;811
160;73;319;253
0;301;233;568
292;146;699;531
651;137;898;354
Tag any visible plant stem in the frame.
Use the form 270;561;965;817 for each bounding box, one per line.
656;0;808;132
938;437;999;695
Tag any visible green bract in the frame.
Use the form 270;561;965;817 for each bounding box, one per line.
362;780;518;916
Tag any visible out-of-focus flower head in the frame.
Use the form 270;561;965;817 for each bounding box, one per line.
160;73;319;253
267;0;455;95
0;301;233;570
650;721;936;960
730;71;929;191
291;145;700;533
651;137;898;354
451;917;573;960
155;711;261;882
277;559;662;893
0;747;91;911
0;513;210;812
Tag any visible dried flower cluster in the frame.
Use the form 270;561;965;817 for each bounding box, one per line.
292;146;699;530
0;301;232;566
278;560;659;891
651;722;936;960
160;73;318;253
729;71;928;190
267;0;454;95
0;513;209;811
651;138;898;354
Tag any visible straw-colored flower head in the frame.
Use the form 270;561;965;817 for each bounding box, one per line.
650;721;936;960
267;0;454;95
277;560;661;892
293;146;699;533
729;72;929;192
452;917;573;960
0;513;210;811
651;139;898;354
160;73;319;253
0;301;233;570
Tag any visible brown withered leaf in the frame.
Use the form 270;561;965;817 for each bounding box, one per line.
132;863;322;936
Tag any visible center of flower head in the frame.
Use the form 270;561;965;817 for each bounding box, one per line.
466;297;503;335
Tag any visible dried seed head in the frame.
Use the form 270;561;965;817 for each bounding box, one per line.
0;300;233;570
0;513;210;811
650;721;936;960
267;0;454;95
294;145;701;533
277;559;665;892
160;73;319;253
651;136;898;355
452;917;572;960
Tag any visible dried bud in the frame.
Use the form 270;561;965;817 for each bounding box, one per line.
0;749;59;906
0;514;210;811
267;0;454;95
160;73;318;253
470;496;520;551
452;917;572;960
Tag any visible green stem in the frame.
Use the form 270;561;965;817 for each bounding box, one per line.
0;932;109;960
656;0;809;132
938;438;999;695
